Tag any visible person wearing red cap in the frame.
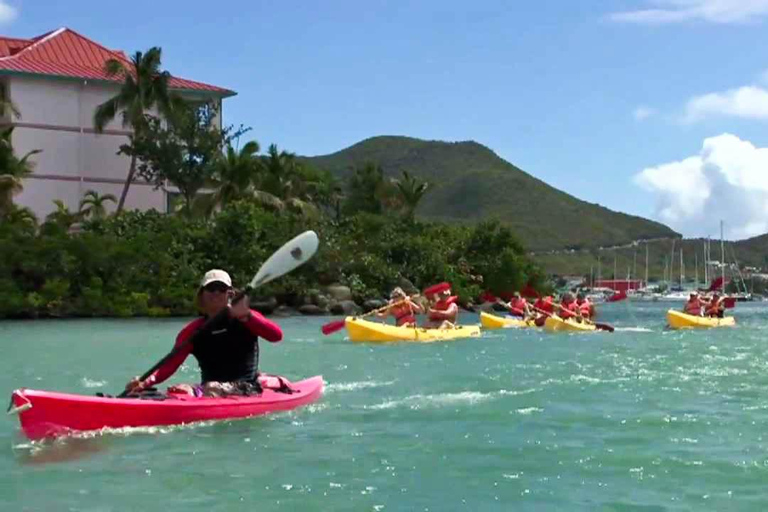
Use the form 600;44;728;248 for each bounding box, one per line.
123;269;284;397
423;282;459;329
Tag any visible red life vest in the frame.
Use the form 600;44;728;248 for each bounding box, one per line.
509;298;528;317
560;301;578;319
428;296;458;322
534;296;554;314
577;299;592;318
390;304;417;326
684;299;702;316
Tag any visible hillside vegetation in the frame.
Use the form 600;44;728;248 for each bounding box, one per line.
303;136;679;251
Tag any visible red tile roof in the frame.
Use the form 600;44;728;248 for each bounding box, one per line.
0;28;235;97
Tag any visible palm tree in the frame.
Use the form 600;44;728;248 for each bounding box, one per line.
78;189;117;220
255;144;318;216
3;205;37;231
212;141;262;206
43;200;81;232
93;47;182;212
393;170;429;220
0;127;41;216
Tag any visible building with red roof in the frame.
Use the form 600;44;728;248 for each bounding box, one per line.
2;27;235;217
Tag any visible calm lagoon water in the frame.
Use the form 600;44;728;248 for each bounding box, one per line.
3;301;768;511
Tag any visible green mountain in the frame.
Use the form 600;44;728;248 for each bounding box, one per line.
303;136;679;251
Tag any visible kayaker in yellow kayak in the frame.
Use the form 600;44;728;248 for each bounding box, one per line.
124;269;285;397
683;292;704;316
575;292;593;320
558;292;580;320
424;282;459;329
377;287;423;327
703;293;725;318
498;292;534;320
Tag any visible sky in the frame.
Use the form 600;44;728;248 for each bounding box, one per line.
3;0;768;240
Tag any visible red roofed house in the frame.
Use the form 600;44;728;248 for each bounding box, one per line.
0;27;235;217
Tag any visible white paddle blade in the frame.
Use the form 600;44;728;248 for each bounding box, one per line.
249;230;319;289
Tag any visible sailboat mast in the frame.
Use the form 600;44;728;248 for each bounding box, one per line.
720;221;725;292
695;251;699;289
669;239;676;288
703;240;708;285
645;242;649;288
680;248;684;289
633;250;637;283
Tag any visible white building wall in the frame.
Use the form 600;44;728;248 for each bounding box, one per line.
9;75;222;219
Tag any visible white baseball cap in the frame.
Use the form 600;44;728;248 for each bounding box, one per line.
200;269;232;289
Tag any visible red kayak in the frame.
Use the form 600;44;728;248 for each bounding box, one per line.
9;375;324;440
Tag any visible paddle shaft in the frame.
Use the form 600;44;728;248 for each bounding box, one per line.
118;287;252;398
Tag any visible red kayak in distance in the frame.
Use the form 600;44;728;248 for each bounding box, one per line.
9;375;324;441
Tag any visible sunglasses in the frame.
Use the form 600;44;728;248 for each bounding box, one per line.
203;282;231;293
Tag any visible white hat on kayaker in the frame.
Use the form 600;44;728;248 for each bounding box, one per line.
200;269;232;289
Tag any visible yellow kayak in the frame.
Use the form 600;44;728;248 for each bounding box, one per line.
666;310;736;329
480;311;535;330
543;315;597;333
344;317;481;343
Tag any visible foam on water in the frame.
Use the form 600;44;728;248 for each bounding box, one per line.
326;380;396;393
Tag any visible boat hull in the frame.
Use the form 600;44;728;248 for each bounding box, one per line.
10;375;324;441
480;311;535;330
543;315;597;333
666;310;736;329
344;317;481;342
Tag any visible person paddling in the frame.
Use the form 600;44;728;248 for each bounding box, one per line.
424;282;459;329
575;292;593;320
558;292;580;320
499;292;533;319
532;295;555;326
377;287;423;327
124;269;284;397
683;291;703;316
703;293;725;318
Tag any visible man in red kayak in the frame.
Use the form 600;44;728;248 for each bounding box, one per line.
424;282;459;329
124;269;284;397
683;291;703;316
377;287;423;327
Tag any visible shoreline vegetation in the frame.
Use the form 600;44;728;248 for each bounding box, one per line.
0;202;547;320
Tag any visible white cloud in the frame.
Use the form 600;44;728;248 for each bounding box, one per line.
0;1;16;24
609;0;768;24
634;133;768;238
683;86;768;122
633;106;656;121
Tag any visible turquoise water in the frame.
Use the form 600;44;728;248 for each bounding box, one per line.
3;302;768;511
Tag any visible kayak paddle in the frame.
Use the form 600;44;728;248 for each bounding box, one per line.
321;295;418;335
118;230;319;397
